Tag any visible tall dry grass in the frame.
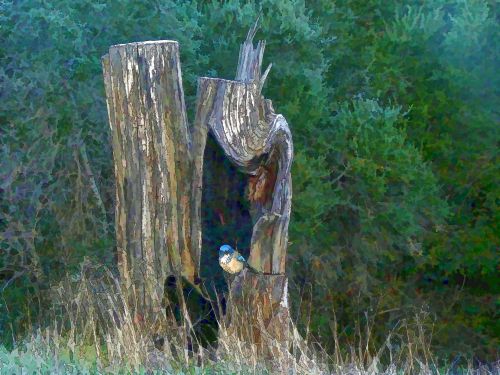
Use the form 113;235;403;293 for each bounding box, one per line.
2;260;498;374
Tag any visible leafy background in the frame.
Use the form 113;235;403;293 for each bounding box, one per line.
0;0;498;365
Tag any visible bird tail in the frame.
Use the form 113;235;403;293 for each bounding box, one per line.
245;261;260;274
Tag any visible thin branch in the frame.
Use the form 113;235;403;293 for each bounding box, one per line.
77;135;109;235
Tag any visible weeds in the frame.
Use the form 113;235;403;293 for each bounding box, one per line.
0;261;498;374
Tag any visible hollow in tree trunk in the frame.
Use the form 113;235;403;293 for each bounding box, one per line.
102;23;293;353
194;23;293;354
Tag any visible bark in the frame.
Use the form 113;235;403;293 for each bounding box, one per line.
195;41;292;275
102;23;294;352
194;24;293;352
224;269;291;355
102;41;205;321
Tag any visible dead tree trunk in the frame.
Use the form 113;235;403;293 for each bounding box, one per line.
102;41;205;323
102;23;293;353
195;24;293;353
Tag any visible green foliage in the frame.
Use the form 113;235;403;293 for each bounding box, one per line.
296;0;499;359
289;99;448;351
0;339;97;374
0;0;497;363
293;99;447;281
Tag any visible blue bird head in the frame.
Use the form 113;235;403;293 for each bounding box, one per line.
219;244;234;258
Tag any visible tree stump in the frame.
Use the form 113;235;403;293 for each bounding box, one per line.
194;24;293;353
102;41;206;323
102;22;294;354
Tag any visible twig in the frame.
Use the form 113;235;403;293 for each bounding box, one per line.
77;135;109;235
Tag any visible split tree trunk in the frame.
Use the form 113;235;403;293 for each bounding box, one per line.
102;24;293;353
102;41;205;322
194;25;293;353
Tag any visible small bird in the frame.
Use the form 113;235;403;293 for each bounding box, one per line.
218;244;247;274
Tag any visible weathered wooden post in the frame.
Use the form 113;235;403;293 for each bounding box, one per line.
101;41;206;323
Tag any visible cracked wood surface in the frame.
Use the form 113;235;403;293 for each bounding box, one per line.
102;25;294;349
102;41;203;318
195;25;294;353
196;28;293;274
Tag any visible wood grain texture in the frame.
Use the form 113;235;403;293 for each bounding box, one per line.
194;24;294;352
224;268;291;356
102;25;294;349
102;41;205;320
195;33;293;275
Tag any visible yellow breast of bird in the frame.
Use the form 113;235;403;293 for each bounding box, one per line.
219;254;244;274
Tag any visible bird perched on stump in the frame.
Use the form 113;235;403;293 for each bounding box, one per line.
219;244;248;274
